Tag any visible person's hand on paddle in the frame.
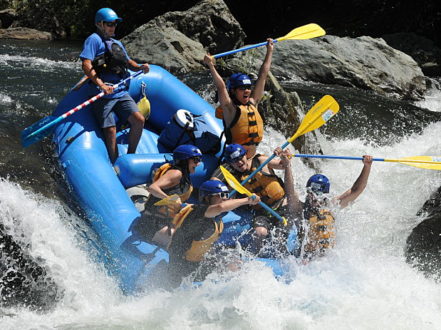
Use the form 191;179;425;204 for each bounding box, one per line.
362;155;373;166
266;38;274;52
139;63;150;74
247;194;261;205
274;147;292;168
101;83;114;95
203;54;215;68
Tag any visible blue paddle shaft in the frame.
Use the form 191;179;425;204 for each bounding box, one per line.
213;40;278;59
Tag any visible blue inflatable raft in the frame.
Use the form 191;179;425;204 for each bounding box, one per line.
52;65;296;293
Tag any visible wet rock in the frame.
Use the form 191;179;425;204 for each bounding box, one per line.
0;27;52;40
406;186;441;280
236;35;427;101
0;224;61;310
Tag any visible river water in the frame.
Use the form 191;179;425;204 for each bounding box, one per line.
1;40;441;329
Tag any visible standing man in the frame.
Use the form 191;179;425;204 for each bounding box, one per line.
80;8;149;163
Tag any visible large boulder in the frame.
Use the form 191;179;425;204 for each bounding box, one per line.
122;0;245;74
232;35;427;101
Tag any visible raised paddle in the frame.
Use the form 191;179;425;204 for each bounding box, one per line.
229;95;340;197
220;166;287;226
21;70;144;147
293;154;441;171
213;23;326;59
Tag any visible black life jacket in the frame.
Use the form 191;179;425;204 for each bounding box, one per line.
92;37;128;77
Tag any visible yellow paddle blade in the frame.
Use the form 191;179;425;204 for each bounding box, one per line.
385;156;441;171
137;96;151;120
220;166;252;197
277;23;326;42
154;194;180;206
288;95;340;143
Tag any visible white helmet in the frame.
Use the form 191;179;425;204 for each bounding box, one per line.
174;109;194;130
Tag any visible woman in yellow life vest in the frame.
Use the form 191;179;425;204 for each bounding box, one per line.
291;156;374;260
167;180;260;287
211;144;297;256
203;38;274;159
129;144;202;247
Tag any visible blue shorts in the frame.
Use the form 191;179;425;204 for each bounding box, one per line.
92;93;138;128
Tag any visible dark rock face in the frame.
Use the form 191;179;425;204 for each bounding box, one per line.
0;224;62;310
406;187;441;280
382;33;441;77
122;0;245;74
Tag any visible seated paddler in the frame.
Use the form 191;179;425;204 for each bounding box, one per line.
167;180;260;287
211;143;297;256
129;144;202;248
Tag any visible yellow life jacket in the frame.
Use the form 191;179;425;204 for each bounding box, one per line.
238;155;285;209
217;103;264;146
148;163;193;218
304;209;336;254
171;205;224;262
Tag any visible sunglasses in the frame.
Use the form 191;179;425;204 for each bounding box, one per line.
237;85;252;90
191;156;202;163
210;192;229;199
104;22;118;27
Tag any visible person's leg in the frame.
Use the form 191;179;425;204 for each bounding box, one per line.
103;126;118;163
127;111;145;154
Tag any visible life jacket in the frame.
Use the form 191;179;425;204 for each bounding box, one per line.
144;163;193;219
237;155;285;209
217;102;264;146
303;209;336;254
92;37;128;77
171;205;224;262
158;112;221;154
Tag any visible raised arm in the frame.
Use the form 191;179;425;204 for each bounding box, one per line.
337;155;373;209
251;38;274;103
203;54;232;107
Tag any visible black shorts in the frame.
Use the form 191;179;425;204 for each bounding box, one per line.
130;210;170;243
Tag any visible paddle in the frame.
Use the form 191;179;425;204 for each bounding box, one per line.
21;70;144;147
293;154;441;171
229;95;340;197
213;23;326;59
220;166;287;226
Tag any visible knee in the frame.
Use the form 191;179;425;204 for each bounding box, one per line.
254;226;268;238
130;112;145;127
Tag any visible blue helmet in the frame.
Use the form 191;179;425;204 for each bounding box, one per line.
173;144;202;162
95;8;123;23
227;73;252;90
224;144;246;163
199;180;229;201
306;174;330;194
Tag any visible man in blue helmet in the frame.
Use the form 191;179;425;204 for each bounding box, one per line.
292;155;374;259
80;8;150;163
203;38;274;159
211;143;297;256
167;180;260;286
